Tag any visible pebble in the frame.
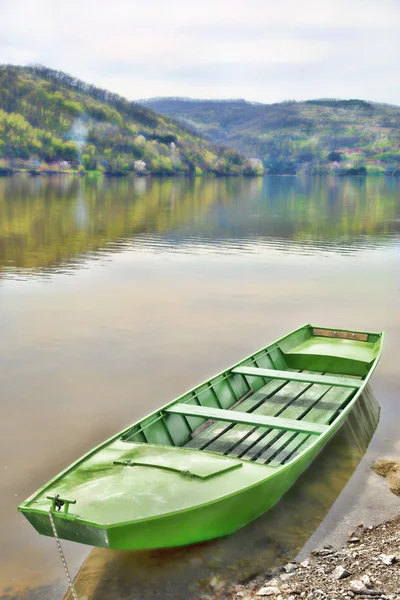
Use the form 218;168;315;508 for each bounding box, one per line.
300;560;310;568
210;577;226;592
266;579;281;587
216;516;399;600
361;574;372;588
378;554;396;565
348;579;382;595
332;566;351;580
349;580;368;594
312;548;334;557
256;586;281;596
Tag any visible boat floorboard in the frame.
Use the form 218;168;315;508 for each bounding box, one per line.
204;379;312;456
185;371;357;466
185;378;287;451
230;374;327;461
264;376;355;466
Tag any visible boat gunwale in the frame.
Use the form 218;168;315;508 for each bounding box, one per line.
18;325;384;530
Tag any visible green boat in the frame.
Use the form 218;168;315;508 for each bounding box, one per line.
18;324;383;550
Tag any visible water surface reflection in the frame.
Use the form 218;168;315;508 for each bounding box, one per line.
0;176;399;279
1;175;399;599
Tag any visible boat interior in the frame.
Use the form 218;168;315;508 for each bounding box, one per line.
121;326;382;469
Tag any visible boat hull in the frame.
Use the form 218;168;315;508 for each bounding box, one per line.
22;420;339;550
18;324;384;550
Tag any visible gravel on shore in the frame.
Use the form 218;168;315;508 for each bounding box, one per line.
205;516;400;600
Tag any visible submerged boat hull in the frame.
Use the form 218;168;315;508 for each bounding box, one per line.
18;324;383;550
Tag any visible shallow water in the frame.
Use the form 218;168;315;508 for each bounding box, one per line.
0;175;399;599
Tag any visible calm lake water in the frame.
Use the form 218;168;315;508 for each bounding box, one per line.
0;175;399;600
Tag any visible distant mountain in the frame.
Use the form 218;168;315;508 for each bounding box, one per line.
141;97;400;175
0;66;260;176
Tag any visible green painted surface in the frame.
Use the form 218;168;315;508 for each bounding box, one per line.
256;384;354;465
18;323;383;550
166;404;328;434
113;443;242;479
232;367;362;388
288;337;380;363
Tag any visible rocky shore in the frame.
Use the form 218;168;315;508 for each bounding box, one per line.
208;516;399;600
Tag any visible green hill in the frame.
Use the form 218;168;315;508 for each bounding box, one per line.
141;97;400;175
0;65;260;176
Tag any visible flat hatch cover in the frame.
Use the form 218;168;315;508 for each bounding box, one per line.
116;443;242;479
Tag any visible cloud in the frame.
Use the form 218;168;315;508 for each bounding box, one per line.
0;0;399;104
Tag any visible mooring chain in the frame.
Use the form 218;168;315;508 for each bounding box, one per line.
48;510;79;600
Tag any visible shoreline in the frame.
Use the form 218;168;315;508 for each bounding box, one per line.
0;170;399;178
209;515;400;600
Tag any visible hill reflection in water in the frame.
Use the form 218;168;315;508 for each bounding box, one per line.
0;175;399;278
65;387;380;600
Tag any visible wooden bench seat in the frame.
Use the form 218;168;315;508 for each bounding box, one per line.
232;367;362;388
165;404;328;436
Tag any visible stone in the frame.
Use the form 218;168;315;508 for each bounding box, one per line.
347;537;361;544
372;458;400;496
267;579;281;588
280;573;296;582
312;548;334;556
362;575;372;588
349;580;369;594
348;579;382;596
332;566;351;580
256;586;281;596
285;563;298;573
379;554;397;565
210;577;225;591
300;560;310;568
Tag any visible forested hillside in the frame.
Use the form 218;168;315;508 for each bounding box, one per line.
0;65;261;176
142;98;400;175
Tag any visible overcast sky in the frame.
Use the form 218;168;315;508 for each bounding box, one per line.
1;0;399;104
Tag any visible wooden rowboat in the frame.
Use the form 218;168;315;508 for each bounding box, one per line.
18;324;383;550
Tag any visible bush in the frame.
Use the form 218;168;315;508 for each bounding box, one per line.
326;151;343;162
338;165;367;176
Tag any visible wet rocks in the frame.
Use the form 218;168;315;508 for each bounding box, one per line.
284;564;297;574
256;586;281;596
211;515;400;600
311;548;334;557
210;576;226;592
299;560;309;568
372;458;400;496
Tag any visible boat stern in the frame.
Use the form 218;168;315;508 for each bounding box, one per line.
278;325;383;377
